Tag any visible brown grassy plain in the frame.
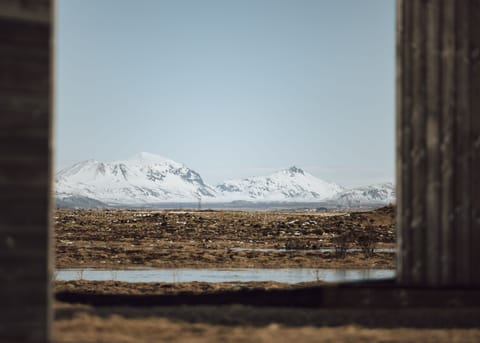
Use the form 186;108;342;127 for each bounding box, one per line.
53;206;480;342
54;206;395;269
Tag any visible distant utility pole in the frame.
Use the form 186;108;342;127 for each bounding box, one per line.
197;196;202;211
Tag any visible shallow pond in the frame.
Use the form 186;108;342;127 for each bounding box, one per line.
230;247;396;253
56;268;395;284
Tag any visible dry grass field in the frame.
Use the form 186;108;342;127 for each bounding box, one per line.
52;206;480;342
54;206;395;269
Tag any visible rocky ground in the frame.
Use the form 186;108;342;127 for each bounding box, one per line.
54;205;396;269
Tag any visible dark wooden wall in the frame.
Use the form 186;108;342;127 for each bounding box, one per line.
397;0;480;286
0;0;52;341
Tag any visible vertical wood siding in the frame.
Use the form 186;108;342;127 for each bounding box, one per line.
397;0;480;286
0;1;52;341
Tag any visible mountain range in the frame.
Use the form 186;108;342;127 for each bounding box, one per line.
55;152;395;208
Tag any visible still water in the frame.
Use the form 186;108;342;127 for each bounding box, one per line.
56;268;395;284
230;247;396;253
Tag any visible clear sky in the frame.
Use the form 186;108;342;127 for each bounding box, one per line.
56;0;395;187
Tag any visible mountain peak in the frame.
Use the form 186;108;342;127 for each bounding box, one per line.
286;166;304;175
128;152;176;164
215;165;343;202
56;153;216;205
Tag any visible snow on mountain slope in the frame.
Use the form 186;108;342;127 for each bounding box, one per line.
55;152;216;205
56;153;395;207
332;182;395;206
215;166;344;202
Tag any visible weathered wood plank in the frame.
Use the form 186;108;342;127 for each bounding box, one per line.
425;0;442;286
0;18;50;46
397;0;414;284
0;1;52;341
0;0;50;23
469;0;480;285
395;0;405;283
454;0;471;285
0;136;49;157
411;0;427;284
439;0;456;286
398;0;480;286
0;322;48;343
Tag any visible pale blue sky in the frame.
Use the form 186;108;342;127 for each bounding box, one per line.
56;0;395;187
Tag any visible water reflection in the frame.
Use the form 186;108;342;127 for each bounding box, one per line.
56;268;395;284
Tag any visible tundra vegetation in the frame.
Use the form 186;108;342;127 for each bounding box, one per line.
54;205;395;269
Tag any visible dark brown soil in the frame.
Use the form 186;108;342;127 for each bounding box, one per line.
54;206;396;269
54;301;480;343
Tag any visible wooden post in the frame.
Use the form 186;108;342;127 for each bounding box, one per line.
397;0;480;286
0;0;52;341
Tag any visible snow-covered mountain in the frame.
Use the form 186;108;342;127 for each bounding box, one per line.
55;153;395;207
55;152;216;205
331;182;395;207
215;166;344;202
